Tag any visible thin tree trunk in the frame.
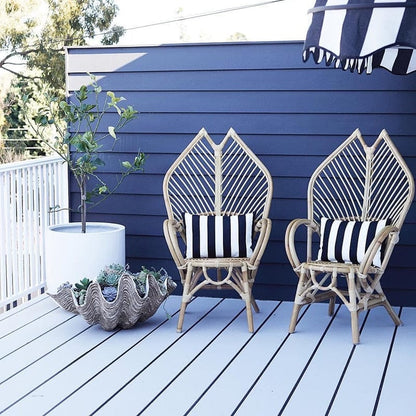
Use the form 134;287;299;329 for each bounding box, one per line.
81;175;87;233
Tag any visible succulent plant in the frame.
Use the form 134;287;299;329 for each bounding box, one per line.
72;277;92;305
96;264;125;287
63;265;173;306
57;281;72;291
74;277;92;291
102;286;118;302
133;266;169;296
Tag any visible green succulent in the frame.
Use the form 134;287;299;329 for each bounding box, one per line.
133;266;168;296
72;277;92;305
64;264;172;306
96;263;125;287
74;277;92;291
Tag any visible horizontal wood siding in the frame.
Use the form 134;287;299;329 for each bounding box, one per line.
66;41;416;305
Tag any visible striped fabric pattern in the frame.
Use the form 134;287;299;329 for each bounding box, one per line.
317;218;391;267
303;0;416;74
183;213;254;259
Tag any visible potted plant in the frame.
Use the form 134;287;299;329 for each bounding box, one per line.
49;264;177;330
25;74;145;292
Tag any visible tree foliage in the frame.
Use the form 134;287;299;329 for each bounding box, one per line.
2;78;54;156
0;0;124;160
0;0;124;94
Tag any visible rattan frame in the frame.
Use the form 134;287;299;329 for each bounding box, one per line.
285;129;414;344
163;128;273;332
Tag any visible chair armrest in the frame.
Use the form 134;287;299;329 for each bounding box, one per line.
285;218;319;269
359;225;400;275
250;218;272;267
163;219;186;268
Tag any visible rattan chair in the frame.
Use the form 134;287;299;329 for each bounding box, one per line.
285;129;414;344
163;128;273;332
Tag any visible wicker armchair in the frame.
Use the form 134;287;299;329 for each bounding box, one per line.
285;129;414;344
163;128;273;332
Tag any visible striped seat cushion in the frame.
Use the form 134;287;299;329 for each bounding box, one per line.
317;218;391;268
183;213;254;259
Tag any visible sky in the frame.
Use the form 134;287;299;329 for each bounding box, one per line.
0;0;315;85
111;0;315;45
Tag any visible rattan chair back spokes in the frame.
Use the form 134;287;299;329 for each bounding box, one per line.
309;129;413;228
285;129;414;344
164;128;272;222
163;128;273;333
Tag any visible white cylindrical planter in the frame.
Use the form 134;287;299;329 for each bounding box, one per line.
45;222;125;293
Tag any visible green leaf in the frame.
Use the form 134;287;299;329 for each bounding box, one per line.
81;104;96;113
122;105;138;120
107;91;116;101
134;152;146;169
108;126;116;139
107;91;125;106
92;156;105;166
76;85;89;101
122;161;132;169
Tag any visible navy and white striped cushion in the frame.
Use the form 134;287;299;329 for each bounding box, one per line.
183;213;254;259
317;218;391;268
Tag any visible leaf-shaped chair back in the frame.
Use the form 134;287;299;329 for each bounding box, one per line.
163;128;273;225
308;129;414;228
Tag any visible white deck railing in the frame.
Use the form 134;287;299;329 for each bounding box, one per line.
0;156;68;310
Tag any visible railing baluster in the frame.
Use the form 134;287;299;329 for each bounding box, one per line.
0;156;68;311
0;172;8;303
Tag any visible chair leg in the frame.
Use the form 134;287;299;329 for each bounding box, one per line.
289;266;308;333
177;300;188;333
177;266;192;333
347;271;360;344
245;295;254;333
251;296;260;313
382;299;402;326
241;278;254;332
351;310;360;345
289;303;302;333
241;266;254;332
328;293;336;316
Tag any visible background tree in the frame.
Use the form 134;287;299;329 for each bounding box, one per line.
0;0;124;94
0;0;124;161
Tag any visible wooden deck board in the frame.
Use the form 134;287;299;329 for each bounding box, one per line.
36;297;220;416
373;307;416;416
231;303;343;415
272;306;355;416
0;297;57;338
328;307;398;416
95;299;253;416
0;295;414;416
0;314;88;385
132;300;278;416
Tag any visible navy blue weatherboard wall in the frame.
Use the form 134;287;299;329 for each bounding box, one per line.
66;41;416;305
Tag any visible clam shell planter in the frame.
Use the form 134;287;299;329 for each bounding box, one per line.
49;273;177;330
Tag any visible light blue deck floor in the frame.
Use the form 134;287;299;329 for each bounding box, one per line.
0;294;414;415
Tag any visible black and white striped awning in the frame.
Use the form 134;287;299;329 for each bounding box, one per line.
303;0;416;74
